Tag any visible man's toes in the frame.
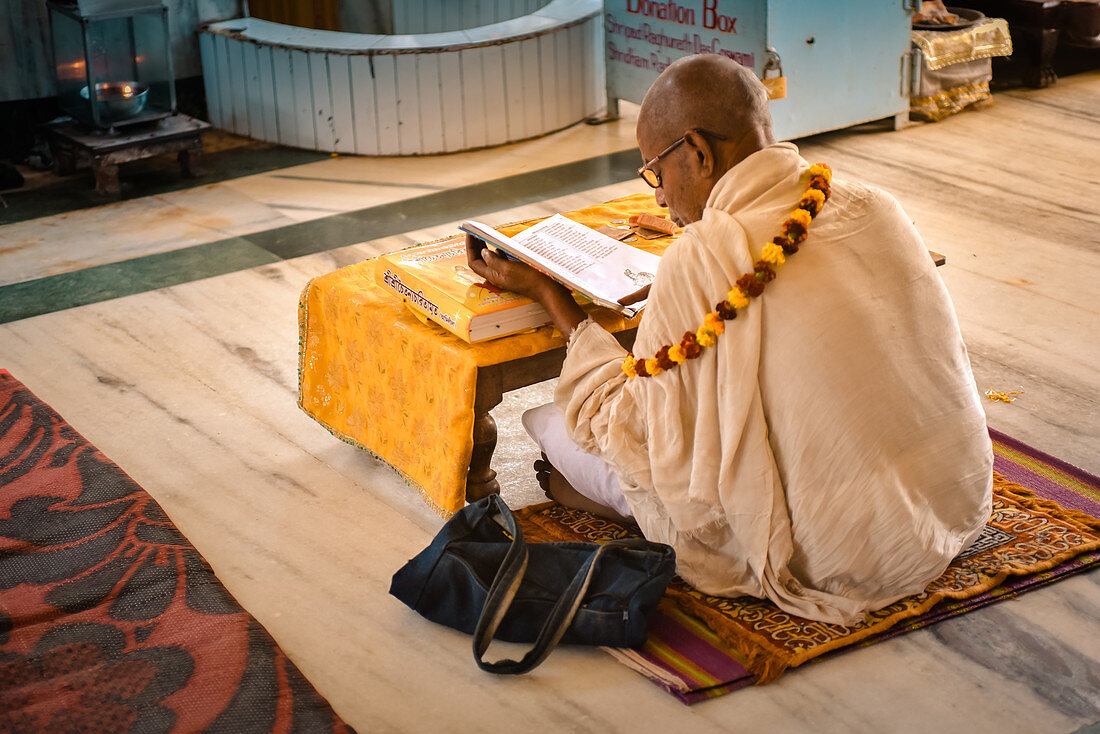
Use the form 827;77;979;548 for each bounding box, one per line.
534;455;555;494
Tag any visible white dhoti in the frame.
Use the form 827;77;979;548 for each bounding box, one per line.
521;403;632;519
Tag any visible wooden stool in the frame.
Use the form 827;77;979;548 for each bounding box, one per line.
45;114;211;196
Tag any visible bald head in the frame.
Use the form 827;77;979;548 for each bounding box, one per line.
639;54;773;155
636;55;775;225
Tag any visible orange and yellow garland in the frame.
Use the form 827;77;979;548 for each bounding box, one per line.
622;163;833;379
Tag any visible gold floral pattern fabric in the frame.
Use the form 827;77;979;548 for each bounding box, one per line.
514;473;1100;684
297;193;673;515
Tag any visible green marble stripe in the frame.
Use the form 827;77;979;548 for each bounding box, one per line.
0;239;280;324
249;149;641;260
0;148;642;324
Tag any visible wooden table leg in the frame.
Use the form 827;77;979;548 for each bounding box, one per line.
92;162;121;196
467;412;499;502
462;331;639;505
53;148;76;176
178;146;205;178
467;366;504;502
1023;27;1059;89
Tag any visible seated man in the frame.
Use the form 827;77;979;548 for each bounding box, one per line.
466;54;992;625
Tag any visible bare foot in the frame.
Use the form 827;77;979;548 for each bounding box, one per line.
532;454;634;525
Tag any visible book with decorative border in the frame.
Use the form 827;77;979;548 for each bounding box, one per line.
376;234;551;343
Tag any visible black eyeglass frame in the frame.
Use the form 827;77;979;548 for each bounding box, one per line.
637;128;729;189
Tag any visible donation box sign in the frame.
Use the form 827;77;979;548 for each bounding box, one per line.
605;0;767;101
603;0;916;141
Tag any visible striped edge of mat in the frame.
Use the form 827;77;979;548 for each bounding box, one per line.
990;428;1100;518
602;600;754;704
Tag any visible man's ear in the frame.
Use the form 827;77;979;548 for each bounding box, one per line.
682;129;717;178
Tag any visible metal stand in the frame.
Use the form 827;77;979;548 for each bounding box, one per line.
584;94;621;125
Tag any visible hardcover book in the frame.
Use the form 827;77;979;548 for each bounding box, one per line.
376;234;551;343
460;214;662;318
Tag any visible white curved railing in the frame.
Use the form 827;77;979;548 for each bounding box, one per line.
393;0;551;34
198;0;602;155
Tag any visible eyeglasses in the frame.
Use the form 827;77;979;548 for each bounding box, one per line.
638;129;729;189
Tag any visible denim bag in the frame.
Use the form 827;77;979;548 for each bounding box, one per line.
389;494;676;674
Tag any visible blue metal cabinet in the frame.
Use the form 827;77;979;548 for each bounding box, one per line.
604;0;917;140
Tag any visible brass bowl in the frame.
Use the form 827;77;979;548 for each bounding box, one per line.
80;81;149;122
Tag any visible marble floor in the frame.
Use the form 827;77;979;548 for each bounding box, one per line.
1;74;1098;733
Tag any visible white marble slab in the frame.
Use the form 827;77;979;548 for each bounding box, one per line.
0;184;295;287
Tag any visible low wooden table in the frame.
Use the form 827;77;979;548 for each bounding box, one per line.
297;193;667;517
45;114;211;196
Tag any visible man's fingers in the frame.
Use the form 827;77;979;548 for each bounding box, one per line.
464;236;549;298
466;233;491;277
465;233;485;261
617;284;651;306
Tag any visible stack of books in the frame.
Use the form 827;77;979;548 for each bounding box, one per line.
377;214;665;343
376;234;550;343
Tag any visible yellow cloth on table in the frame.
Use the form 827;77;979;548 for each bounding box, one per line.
297;192;673;516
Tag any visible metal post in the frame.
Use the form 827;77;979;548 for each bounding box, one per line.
81;18;102;129
163;7;177;114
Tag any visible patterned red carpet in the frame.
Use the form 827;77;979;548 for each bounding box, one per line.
0;370;354;732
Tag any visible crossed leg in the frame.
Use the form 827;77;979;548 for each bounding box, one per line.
533;452;635;525
523;402;637;524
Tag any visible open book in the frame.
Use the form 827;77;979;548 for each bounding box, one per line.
460;214;662;319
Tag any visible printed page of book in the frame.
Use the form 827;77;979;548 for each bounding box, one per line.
463;214;661;316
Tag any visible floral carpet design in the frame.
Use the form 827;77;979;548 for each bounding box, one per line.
0;370;353;732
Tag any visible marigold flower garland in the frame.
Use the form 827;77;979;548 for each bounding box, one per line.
622;163;833;379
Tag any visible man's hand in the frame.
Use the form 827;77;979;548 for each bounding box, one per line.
618;284;651;307
465;233;588;338
465;234;554;301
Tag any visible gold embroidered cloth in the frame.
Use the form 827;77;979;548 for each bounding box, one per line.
911;74;993;122
909;19;1012;122
297;193;672;515
515;473;1100;685
911;18;1012;71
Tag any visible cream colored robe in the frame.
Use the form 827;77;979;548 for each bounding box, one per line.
557;143;993;625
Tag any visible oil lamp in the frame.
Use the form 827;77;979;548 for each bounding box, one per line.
48;0;176;131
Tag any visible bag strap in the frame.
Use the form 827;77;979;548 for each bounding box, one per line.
471;495;530;670
472;496;646;675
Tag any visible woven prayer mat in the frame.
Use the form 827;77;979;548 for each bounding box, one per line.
0;370;354;732
515;431;1100;704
